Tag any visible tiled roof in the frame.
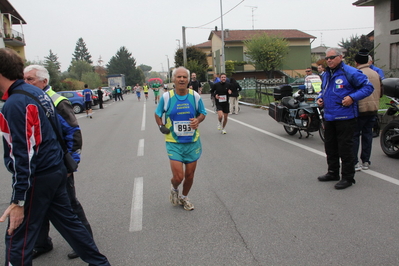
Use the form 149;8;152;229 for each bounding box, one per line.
195;40;212;48
209;29;316;42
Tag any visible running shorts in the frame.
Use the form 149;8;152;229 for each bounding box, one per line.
165;139;202;164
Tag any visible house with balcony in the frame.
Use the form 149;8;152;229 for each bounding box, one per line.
0;0;27;59
202;29;316;83
353;0;399;77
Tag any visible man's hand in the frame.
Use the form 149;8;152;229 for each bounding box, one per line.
159;125;170;134
189;118;199;130
342;96;354;107
0;204;24;235
317;98;324;108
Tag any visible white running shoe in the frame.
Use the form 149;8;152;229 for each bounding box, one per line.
170;185;179;206
217;122;221;130
179;196;194;211
221;129;227;134
355;163;362;171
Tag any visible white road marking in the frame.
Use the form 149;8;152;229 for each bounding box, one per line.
141;102;146;131
207;108;398;186
137;139;144;157
130;177;143;232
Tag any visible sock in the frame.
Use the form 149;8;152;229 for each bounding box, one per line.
181;195;187;199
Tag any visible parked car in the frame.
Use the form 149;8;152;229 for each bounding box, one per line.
92;89;110;102
57;91;85;114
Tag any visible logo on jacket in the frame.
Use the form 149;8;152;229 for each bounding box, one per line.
335;79;343;84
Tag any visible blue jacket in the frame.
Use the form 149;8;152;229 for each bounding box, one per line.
320;62;374;121
0;80;64;201
44;86;82;165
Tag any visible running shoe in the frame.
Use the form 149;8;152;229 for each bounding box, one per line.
362;162;369;170
217;122;221;130
355;163;362;171
170;185;179;206
179;196;194;211
221;129;227;134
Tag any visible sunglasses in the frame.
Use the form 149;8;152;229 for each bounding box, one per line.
325;55;340;60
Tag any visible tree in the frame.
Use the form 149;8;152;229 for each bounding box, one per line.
71;37;93;64
138;64;152;79
81;72;102;89
174;46;208;81
44;50;62;90
95;56;108;85
338;35;374;67
244;33;289;78
107;46;143;85
69;60;93;81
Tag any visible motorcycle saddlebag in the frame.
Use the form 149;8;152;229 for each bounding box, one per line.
382;78;399;98
273;85;293;100
269;102;285;122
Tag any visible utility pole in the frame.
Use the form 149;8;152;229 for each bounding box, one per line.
176;39;181;49
182;26;187;67
220;0;225;73
165;55;170;82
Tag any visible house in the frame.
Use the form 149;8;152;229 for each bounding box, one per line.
204;29;316;82
0;0;27;59
353;0;399;77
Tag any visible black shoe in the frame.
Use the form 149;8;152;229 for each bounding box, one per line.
32;246;53;259
334;179;355;190
317;172;340;182
67;250;79;259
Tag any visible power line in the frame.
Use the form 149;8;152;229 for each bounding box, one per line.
189;0;245;29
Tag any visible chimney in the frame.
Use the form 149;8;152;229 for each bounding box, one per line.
225;29;229;39
215;26;218;31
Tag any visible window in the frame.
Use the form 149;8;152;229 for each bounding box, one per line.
390;42;399;70
392;0;399;21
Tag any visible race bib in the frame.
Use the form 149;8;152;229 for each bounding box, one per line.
173;121;194;136
219;95;227;102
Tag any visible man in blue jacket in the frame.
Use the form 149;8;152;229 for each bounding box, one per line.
0;48;110;266
24;65;93;260
316;47;374;190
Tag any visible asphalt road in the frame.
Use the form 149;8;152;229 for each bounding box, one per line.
0;92;398;266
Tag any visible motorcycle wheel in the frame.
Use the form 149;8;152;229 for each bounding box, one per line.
380;120;399;158
283;125;298;135
319;119;325;142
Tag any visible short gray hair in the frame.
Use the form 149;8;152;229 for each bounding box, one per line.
24;65;50;83
325;47;343;56
171;66;190;81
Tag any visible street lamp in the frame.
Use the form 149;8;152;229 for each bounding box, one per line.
165;55;170;83
176;39;181;49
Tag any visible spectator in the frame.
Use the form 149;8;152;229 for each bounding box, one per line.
229;78;242;115
316;47;373;190
353;49;382;171
188;72;202;94
97;86;104;109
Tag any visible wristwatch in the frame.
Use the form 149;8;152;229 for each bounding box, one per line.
12;200;25;207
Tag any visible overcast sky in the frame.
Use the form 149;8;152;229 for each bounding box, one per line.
11;0;374;72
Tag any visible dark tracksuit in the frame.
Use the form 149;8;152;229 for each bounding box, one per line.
35;86;93;255
0;80;110;266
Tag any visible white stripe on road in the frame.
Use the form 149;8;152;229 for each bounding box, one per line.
209;109;397;186
137;139;144;157
141;102;146;131
129;177;143;232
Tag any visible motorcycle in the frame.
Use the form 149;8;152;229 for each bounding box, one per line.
268;85;325;141
380;78;399;158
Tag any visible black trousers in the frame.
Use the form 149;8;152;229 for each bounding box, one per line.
5;166;110;266
324;118;357;180
35;173;93;250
